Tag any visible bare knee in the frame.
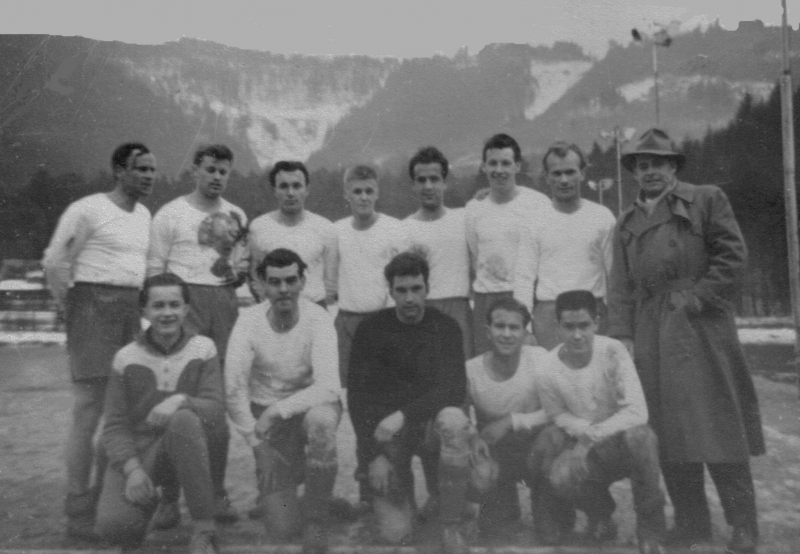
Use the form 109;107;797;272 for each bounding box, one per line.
304;404;340;467
435;407;472;466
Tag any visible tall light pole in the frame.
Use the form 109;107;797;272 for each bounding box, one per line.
778;0;800;396
600;126;636;215
632;26;673;126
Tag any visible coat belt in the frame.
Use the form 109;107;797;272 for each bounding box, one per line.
634;277;695;301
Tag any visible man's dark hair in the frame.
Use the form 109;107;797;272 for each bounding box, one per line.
344;164;378;184
555;290;598;320
139;272;190;308
111;142;150;172
408;146;449;180
268;161;310;187
193;144;234;166
486;296;531;328
482;133;522;163
256;248;308;281
384;251;429;289
542;141;587;173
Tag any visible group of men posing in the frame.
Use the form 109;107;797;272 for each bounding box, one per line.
42;129;764;554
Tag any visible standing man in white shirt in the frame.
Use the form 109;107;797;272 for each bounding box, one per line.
514;142;616;349
248;161;337;308
334;164;406;388
404;146;473;359
465;133;549;354
42;142;156;541
147;144;246;525
225;248;341;554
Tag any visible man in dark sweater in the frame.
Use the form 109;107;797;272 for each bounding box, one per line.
94;273;226;554
347;252;471;554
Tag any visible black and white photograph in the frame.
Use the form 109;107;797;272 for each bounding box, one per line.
1;2;799;553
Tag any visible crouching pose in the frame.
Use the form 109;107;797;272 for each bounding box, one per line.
536;290;666;554
225;248;341;554
466;297;574;544
347;252;471;554
95;273;226;554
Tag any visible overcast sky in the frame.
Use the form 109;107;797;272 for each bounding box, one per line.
2;1;796;59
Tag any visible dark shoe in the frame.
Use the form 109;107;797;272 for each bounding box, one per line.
417;495;439;522
152;499;181;530
247;503;265;520
638;537;666;554
65;490;101;543
727;525;758;554
534;524;561;546
664;525;712;546
189;531;219;554
441;525;468;554
586;518;618;543
213;496;239;524
65;518;103;543
328;497;369;521
302;522;328;554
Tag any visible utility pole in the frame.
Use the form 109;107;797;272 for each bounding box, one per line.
779;0;800;397
633;26;673;127
600;126;636;215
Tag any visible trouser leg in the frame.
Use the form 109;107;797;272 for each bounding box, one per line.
620;426;666;540
205;414;230;500
162;409;216;523
707;462;758;538
434;408;472;526
661;461;711;536
528;426;575;538
65;378;106;496
302;403;341;524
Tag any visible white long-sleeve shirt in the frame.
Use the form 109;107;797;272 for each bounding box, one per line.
147;196;248;286
225;298;341;446
538;335;648;442
513;199;615;313
465;186;549;295
248;211;337;303
42;193;151;303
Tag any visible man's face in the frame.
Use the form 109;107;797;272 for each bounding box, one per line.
119;153;157;199
487;308;526;357
558;308;598;358
274;170;308;215
344;179;378;219
390;274;427;324
194;156;231;200
545;151;583;204
412;163;447;211
632;154;677;198
482;147;521;196
143;285;188;338
263;263;304;314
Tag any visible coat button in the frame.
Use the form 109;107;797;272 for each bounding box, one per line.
669;239;677;247
668;303;675;311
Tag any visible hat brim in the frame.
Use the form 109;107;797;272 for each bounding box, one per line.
621;151;686;173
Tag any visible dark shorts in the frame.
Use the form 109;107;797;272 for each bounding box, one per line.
66;283;141;381
185;284;239;361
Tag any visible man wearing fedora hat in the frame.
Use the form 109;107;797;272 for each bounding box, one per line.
607;128;765;554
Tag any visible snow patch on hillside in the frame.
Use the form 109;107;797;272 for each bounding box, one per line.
618;75;774;104
525;60;593;120
120;59;390;166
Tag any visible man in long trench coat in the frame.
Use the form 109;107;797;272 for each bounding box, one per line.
607;128;765;554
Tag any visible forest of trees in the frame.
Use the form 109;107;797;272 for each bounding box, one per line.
2;83;798;314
